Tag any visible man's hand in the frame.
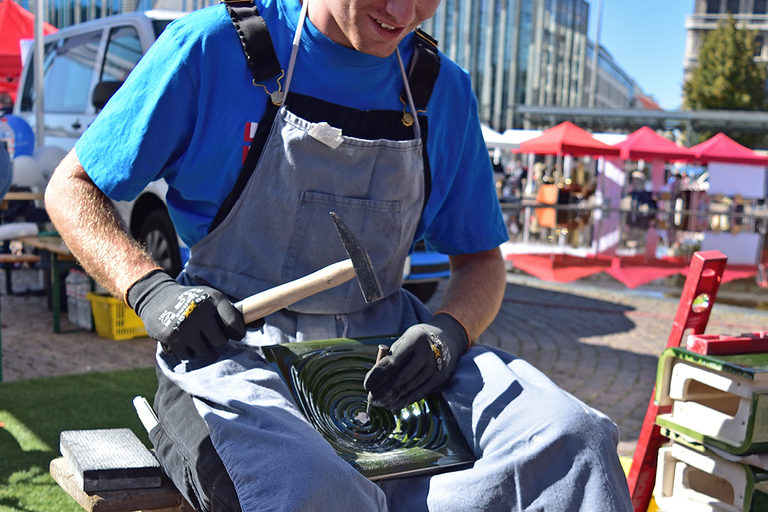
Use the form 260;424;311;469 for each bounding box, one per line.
127;270;246;360
363;313;468;410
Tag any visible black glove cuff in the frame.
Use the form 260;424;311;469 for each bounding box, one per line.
430;313;469;353
126;269;175;311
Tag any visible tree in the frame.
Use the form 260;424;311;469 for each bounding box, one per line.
684;15;766;111
683;15;767;145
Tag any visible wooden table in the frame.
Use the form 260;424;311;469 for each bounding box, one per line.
19;235;77;334
2;191;44;201
0;191;44;213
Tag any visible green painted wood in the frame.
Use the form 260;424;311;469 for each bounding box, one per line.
656;348;768;455
657;433;768;512
664;347;768;380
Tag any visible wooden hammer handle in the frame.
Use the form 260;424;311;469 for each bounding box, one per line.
234;259;356;324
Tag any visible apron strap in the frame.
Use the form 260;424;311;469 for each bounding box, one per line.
210;98;280;232
401;29;441;114
225;1;440;112
213;0;283;232
399;30;440;212
224;0;281;84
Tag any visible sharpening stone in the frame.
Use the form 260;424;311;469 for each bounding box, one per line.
59;428;162;492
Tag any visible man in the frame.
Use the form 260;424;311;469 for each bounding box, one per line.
45;0;632;509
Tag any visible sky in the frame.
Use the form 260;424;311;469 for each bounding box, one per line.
586;1;692;111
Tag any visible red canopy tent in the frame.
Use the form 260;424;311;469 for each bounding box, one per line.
605;255;685;289
507;253;611;283
689;133;768;166
612;126;697;193
517;121;621;157
614;126;696;162
0;0;57;102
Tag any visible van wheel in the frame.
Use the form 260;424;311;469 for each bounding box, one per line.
403;282;439;304
138;209;182;277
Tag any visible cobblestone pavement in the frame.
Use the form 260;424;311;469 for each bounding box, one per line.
3;268;768;458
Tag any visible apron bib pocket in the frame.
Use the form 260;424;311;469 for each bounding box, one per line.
283;190;407;314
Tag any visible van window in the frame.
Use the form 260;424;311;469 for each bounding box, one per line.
44;31;102;113
101;26;142;83
152;19;174;38
19;42;54;112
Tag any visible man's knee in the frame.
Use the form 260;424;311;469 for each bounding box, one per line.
150;420;241;512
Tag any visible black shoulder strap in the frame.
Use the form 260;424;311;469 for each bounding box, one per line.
224;0;281;83
402;28;441;112
404;29;439;213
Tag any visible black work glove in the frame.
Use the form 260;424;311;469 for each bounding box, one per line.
363;313;468;410
127;270;246;360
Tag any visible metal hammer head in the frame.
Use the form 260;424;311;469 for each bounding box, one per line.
330;212;383;303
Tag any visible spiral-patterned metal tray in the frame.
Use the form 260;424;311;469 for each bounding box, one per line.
262;337;475;480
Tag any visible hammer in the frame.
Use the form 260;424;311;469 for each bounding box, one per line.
233;212;383;323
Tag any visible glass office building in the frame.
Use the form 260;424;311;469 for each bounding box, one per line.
421;0;591;129
583;40;636;109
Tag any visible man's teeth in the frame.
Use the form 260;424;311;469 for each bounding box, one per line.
376;19;396;30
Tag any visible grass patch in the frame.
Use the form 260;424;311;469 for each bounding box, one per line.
0;368;157;512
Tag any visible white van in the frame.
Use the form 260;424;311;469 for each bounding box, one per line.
13;10;187;275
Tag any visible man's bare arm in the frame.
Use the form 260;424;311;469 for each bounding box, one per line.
45;149;160;300
437;247;506;342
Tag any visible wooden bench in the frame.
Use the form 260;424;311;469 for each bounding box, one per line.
49;457;192;512
0;252;40;295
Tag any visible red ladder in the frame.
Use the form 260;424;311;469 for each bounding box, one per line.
626;250;727;512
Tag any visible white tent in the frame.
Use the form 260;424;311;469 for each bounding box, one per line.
593;132;628;146
481;124;519;150
500;129;542;148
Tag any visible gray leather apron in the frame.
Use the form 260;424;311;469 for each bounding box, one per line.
158;3;430;508
182;100;423;318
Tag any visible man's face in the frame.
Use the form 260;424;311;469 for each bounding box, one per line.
308;0;440;57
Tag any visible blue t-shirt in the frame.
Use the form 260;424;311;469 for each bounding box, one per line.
76;0;507;255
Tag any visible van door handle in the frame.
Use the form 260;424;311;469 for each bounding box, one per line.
71;120;82;130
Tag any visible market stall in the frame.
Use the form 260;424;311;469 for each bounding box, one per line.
516;121;620;203
613;126;695;193
690;133;768;200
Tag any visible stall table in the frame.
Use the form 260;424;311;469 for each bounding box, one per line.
19;235;77;333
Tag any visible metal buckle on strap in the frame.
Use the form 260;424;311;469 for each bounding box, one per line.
253;69;285;106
